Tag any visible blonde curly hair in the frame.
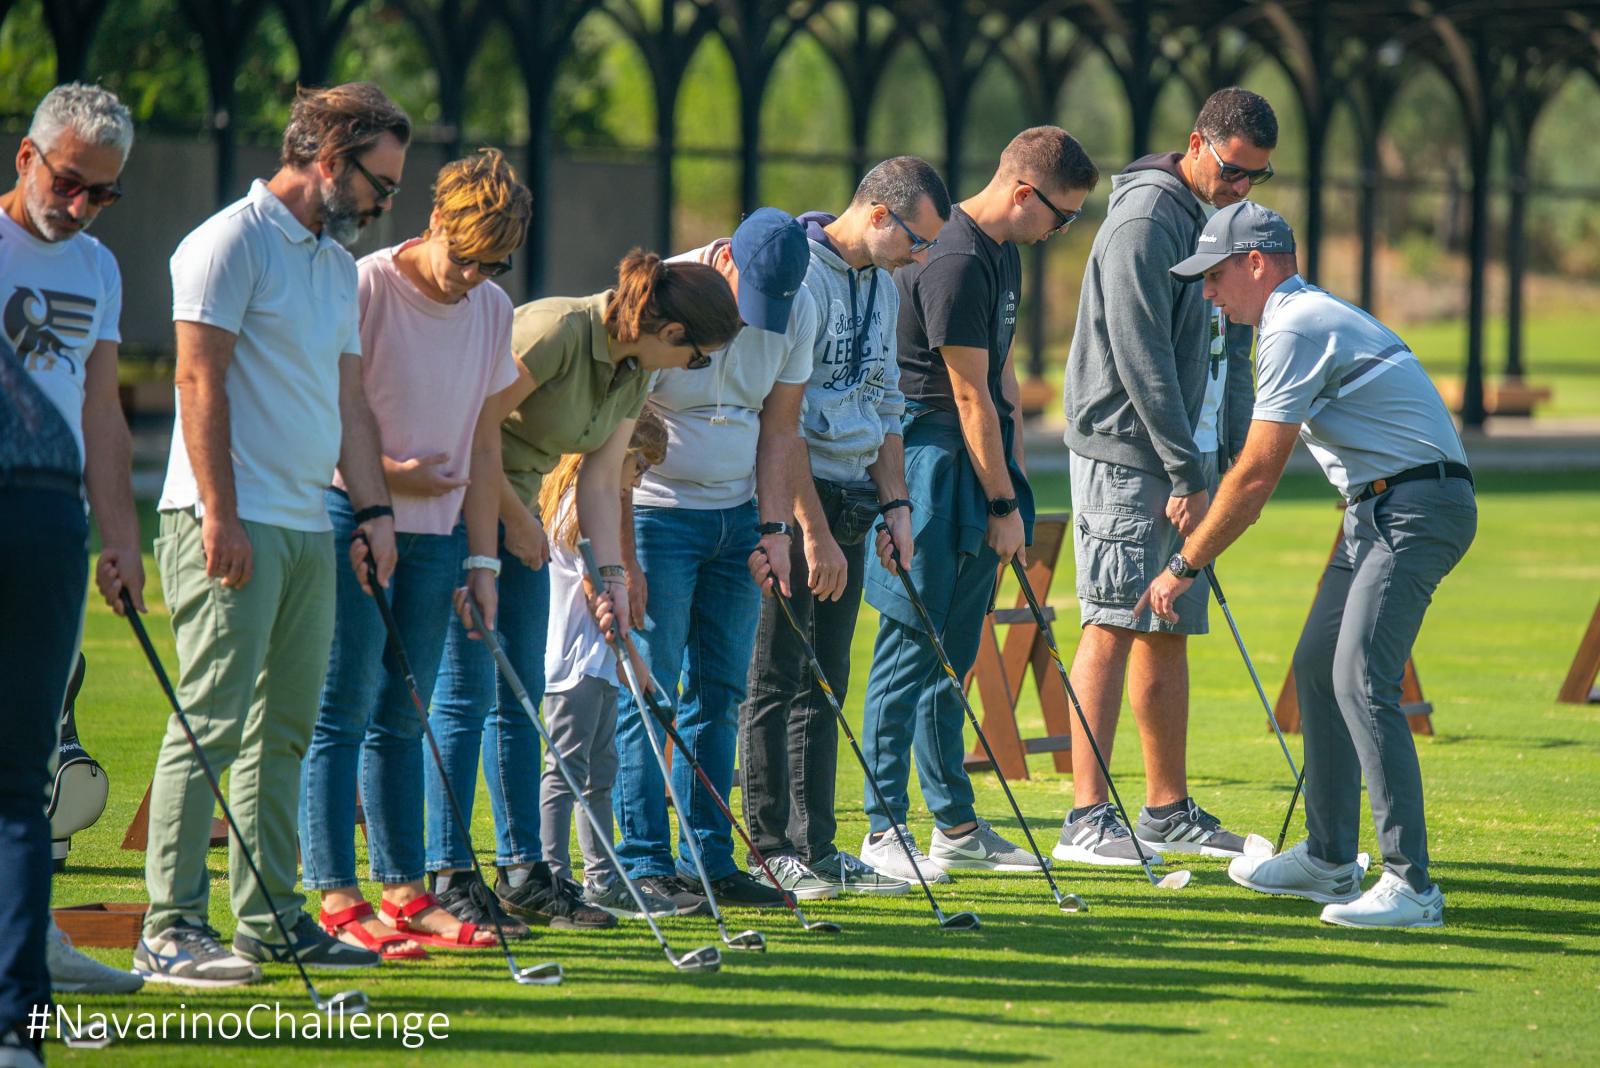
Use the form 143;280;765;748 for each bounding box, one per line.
424;147;532;261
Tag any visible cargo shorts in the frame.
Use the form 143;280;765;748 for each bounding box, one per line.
1068;450;1219;635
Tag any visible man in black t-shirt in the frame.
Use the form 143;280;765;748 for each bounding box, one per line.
855;128;1100;883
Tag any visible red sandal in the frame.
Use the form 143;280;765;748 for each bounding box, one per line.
380;892;497;948
320;901;429;960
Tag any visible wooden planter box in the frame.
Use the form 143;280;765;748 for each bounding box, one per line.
53;903;147;948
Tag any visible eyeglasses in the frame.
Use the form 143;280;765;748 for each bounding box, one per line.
1204;139;1274;186
34;150;122;206
347;154;400;201
447;249;514;278
686;339;712;370
875;202;938;253
1017;181;1081;232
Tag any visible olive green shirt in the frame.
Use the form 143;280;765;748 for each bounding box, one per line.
501;291;653;509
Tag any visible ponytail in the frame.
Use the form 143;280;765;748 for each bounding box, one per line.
604;248;740;351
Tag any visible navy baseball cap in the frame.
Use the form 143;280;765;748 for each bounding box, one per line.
1171;201;1296;282
731;208;809;333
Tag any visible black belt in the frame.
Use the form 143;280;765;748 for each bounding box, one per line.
0;467;81;498
1351;461;1473;504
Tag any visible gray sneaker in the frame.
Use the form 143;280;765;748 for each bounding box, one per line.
583;876;676;919
931;819;1045;871
1135;798;1272;858
133;919;263;988
1052;802;1165;867
750;854;839;901
233;912;381;970
859;825;950;885
48;918;144;994
808;850;910;896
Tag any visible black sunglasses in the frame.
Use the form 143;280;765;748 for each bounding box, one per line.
1018;181;1081;232
35;150;122;206
347;154;400;201
1204;139;1274;186
447;249;514;278
875;202;937;253
686;339;712;370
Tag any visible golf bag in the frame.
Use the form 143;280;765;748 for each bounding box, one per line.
47;654;109;871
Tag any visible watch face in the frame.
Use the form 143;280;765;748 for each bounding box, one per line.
1168;554;1186;577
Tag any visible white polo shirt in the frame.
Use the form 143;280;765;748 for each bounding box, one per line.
160;180;361;532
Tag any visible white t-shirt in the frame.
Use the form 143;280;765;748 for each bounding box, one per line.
634;240;815;510
0;210;122;468
544;492;616;693
160;180;362;532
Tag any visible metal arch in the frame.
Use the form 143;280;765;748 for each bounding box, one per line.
273;0;370;86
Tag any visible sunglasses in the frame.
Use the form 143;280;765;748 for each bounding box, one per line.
347;154;400;201
1204;139;1274;186
1018;181;1082;232
34;149;122;206
686;339;712;370
876;202;938;253
447;249;514;278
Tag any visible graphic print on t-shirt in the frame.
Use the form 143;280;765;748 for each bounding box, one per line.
820;294;887;398
3;285;96;375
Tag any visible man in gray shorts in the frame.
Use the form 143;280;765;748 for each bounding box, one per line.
1058;87;1278;866
1141;202;1475;928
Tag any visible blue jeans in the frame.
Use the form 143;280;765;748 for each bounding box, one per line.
300;490;460;888
426;523;547;870
0;487;85;1039
614;502;760;881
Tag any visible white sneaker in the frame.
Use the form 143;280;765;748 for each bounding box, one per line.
930;819;1045;871
860;825;950;885
1320;871;1444;929
1228;841;1365;905
48;918;145;994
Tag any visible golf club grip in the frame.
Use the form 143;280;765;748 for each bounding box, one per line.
1203;564;1227;604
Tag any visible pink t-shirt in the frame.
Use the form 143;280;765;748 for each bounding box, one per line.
334;240;519;535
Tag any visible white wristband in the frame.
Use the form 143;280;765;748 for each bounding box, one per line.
463;555;502;576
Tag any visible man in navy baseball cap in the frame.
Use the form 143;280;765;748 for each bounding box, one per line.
730;206;810;332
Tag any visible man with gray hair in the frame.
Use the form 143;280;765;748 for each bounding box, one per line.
1056;87;1277;869
741;156;948;900
1141;201;1474;928
0;82;150;1007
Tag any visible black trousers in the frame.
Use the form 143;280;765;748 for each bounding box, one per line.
738;478;878;864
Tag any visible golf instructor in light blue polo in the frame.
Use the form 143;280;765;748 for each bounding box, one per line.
1139;201;1475;930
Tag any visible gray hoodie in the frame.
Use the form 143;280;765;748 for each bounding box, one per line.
793;211;905;485
1063;153;1253;496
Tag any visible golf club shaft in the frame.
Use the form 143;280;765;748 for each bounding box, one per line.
1203;565;1300;782
1277;772;1305;855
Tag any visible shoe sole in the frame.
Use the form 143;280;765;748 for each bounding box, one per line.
751;878;840;902
840;881;911;896
548;916;618;930
935;857;1046;872
134;968;260;989
1051;843;1159;867
1227;870;1361;905
1136;837;1244;858
860;850;951;885
1319;912;1444;929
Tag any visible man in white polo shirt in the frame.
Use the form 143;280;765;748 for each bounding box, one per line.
1139;201;1475;929
137;83;408;987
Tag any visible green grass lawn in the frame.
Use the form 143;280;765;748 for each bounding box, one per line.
48;469;1600;1064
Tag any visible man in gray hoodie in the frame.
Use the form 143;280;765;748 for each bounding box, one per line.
742;157;949;900
1055;87;1277;868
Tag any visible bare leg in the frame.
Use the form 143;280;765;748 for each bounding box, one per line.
1068;623;1136;809
1128;632;1189;808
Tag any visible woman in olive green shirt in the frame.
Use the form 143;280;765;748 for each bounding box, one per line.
428;250;739;928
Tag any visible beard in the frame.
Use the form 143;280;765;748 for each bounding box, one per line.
319;172;383;247
24;182;85;242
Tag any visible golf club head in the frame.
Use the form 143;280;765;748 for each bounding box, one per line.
511;960;564;985
670;945;723;972
724;928;767;952
1057;892;1088;913
1243;833;1276;858
938;910;982;931
801;917;844;933
1356;851;1372;874
1155;868;1193;890
318;990;371;1016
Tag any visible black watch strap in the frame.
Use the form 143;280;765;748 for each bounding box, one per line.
353;504;394;525
878;499;913;516
987;496;1018;517
756;521;794;537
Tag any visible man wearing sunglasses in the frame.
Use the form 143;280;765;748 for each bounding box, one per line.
1057;86;1277;869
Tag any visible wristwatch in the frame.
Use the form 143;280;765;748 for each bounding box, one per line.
463;555;502;576
987;497;1018;518
757;521;795;538
1167;552;1199;579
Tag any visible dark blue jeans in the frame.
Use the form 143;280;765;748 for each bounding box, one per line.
614;502;760;881
0;487;86;1037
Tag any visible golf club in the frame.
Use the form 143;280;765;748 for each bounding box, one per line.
357;542;561;985
876;531;1086;911
464;598;722;973
119;589;374;1013
1203;565;1301;857
1004;560;1193;891
760;551;981;932
576;541;766;953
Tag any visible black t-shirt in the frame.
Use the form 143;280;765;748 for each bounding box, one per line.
894;205;1022;420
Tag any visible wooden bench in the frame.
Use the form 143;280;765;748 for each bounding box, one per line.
1437;377;1552;418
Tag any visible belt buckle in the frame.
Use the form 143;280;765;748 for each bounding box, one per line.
1370;478;1388;498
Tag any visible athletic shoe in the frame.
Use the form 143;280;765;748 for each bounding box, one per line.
133;919;262;987
931;819;1045;871
1135;798;1273;858
429;868;531;940
1052;802;1163;867
583;876;677;919
636;874;710;917
1320;871;1444;929
860;825;950;885
495;863;616;930
48;918;144;994
708;869;788;909
1;1021;43;1068
1227;841;1365;905
808;850;910;896
233;912;381;970
749;854;839;901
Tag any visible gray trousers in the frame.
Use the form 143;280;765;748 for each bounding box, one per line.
1294;477;1476;892
538;674;619;883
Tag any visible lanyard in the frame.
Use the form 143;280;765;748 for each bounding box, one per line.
846;266;879;379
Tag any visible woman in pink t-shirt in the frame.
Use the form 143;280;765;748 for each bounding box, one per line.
300;150;527;959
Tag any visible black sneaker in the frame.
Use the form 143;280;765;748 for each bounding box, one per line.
637;874;711;916
495;863;616;930
708;869;788;909
430;868;530;940
232;912;381;970
1135;798;1271;858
